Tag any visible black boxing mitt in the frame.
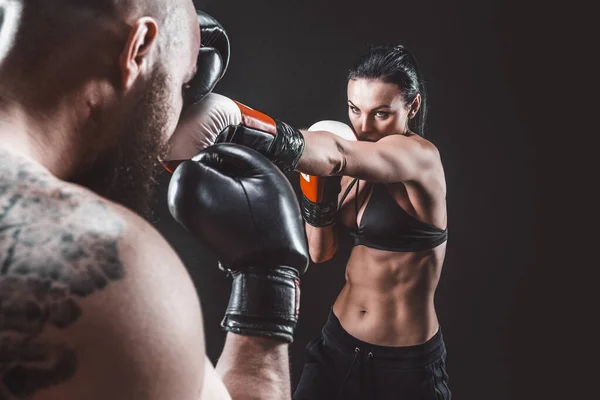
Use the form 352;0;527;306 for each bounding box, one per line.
168;144;309;343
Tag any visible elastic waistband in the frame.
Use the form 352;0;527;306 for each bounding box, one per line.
322;309;445;368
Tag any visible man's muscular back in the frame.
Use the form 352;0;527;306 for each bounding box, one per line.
0;149;205;399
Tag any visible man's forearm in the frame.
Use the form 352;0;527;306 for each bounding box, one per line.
216;334;291;400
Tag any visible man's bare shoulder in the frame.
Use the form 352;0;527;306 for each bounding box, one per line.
0;152;205;399
1;149;166;287
0;148;187;278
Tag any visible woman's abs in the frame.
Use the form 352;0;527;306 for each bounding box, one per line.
332;245;444;347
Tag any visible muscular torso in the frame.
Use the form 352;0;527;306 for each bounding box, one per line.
333;176;447;347
0;149;206;399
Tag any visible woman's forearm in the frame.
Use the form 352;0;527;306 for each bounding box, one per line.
296;130;347;176
305;223;338;263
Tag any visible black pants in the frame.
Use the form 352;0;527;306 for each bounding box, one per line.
293;310;451;400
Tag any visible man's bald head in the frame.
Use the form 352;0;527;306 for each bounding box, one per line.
0;0;200;217
1;0;197;102
0;0;23;68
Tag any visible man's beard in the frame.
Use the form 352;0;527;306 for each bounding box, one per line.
71;68;173;220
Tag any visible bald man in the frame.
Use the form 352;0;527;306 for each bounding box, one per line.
0;1;293;399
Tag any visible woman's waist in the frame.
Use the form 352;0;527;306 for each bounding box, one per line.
333;284;438;346
323;307;445;366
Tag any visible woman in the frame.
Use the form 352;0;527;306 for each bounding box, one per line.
165;42;450;400
293;44;451;400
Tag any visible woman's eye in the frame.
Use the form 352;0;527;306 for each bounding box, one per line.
375;112;389;118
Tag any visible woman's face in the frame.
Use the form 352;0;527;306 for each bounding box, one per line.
347;78;414;141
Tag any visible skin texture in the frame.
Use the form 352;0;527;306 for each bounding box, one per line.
0;1;291;399
299;78;448;346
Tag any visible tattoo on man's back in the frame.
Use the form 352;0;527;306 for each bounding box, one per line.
0;158;126;399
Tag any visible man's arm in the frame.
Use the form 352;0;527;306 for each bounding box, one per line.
215;335;290;400
116;204;294;400
168;145;310;400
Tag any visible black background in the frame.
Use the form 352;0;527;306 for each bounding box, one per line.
152;1;595;398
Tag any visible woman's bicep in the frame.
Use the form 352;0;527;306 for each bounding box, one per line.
342;136;435;183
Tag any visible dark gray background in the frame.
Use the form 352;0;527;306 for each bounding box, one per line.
152;1;594;399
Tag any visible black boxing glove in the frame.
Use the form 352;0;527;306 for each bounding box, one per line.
168;144;309;343
300;173;342;227
183;10;230;109
214;99;305;172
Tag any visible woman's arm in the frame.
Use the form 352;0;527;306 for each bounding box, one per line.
298;121;355;264
297;130;440;184
305;223;338;263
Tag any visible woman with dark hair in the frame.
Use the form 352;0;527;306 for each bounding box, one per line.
166;43;450;400
292;44;451;400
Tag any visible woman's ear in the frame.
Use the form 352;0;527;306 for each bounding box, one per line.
408;93;421;119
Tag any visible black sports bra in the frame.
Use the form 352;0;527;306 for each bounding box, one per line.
338;178;448;252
